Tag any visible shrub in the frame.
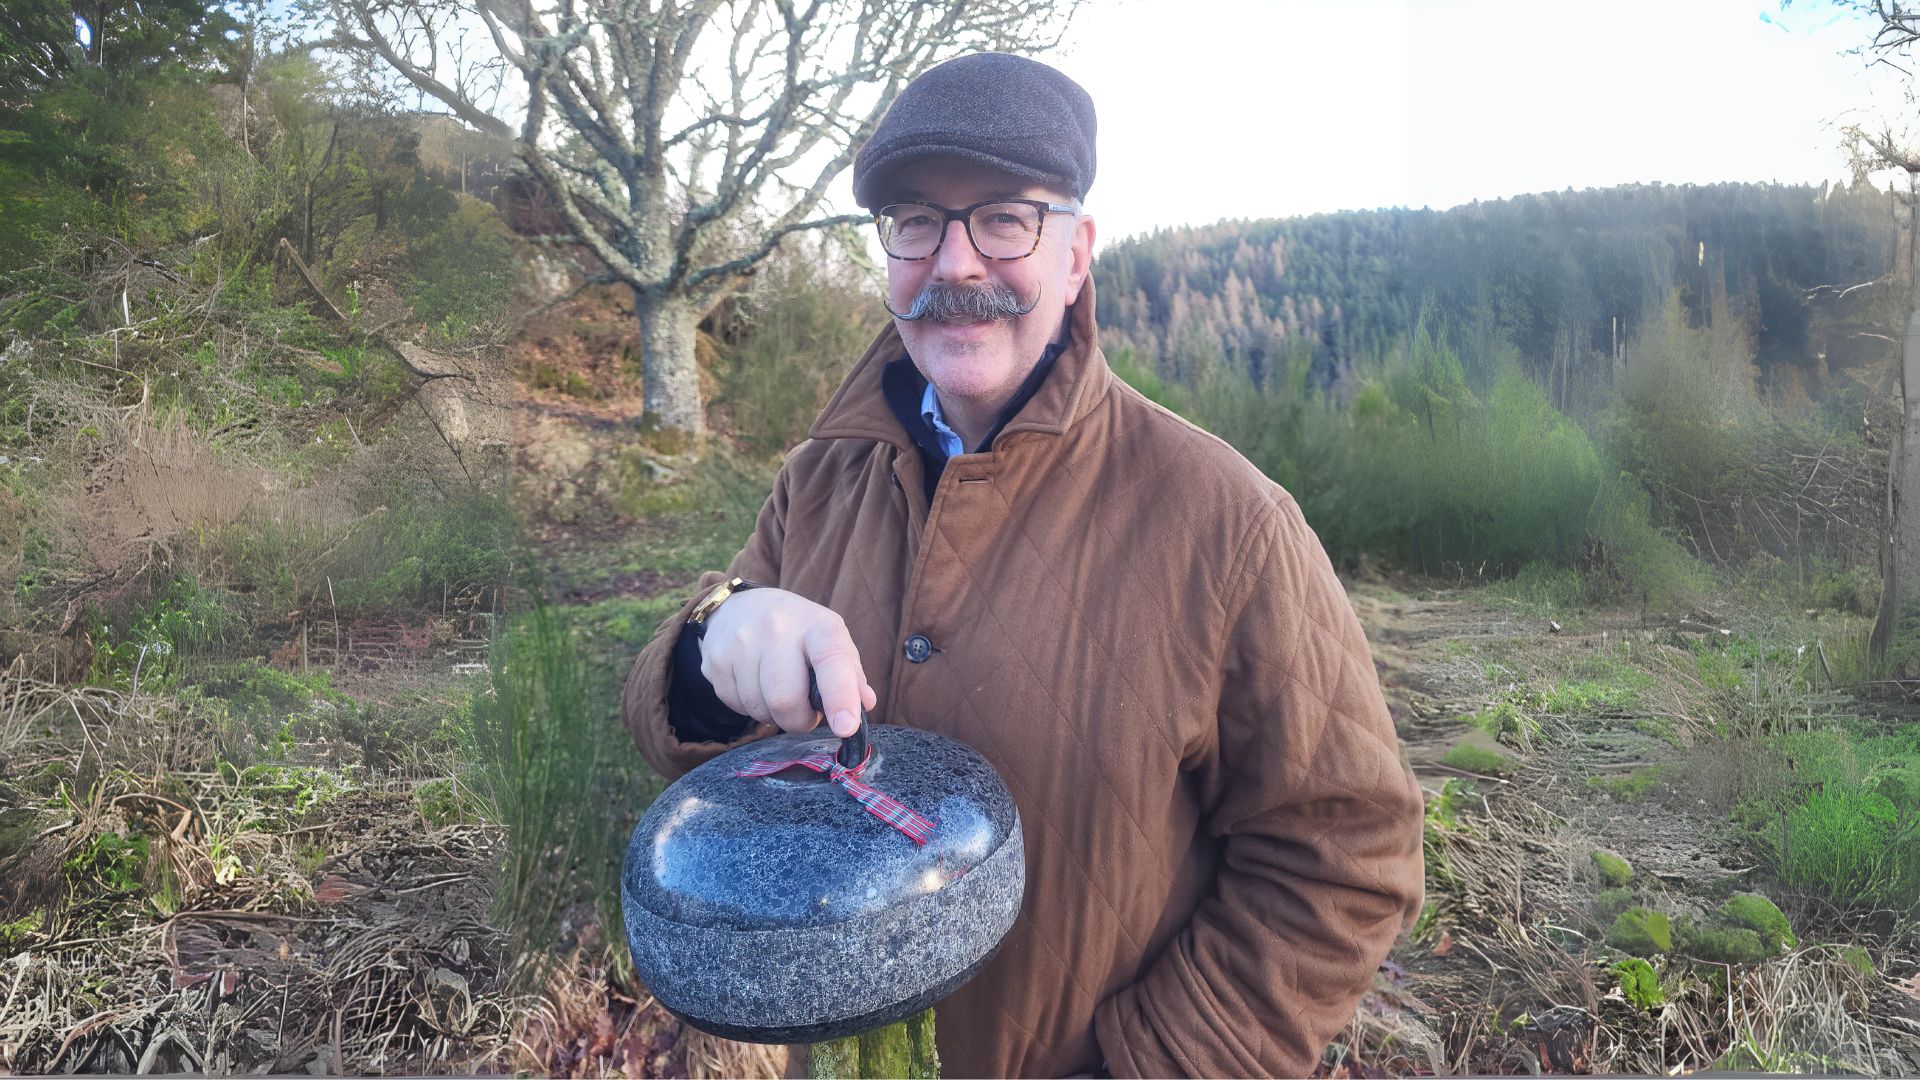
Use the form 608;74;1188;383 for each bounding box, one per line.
86;574;239;690
404;197;515;343
413;778;485;827
63;831;150;895
1581;471;1713;613
325;492;514;615
464;598;658;968
712;239;880;455
186;662;354;761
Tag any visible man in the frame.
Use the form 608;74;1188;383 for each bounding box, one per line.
622;52;1425;1078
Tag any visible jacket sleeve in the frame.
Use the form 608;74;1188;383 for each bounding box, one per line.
1093;493;1427;1078
620;462;792;781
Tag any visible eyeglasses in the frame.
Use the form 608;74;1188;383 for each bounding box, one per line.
874;198;1077;261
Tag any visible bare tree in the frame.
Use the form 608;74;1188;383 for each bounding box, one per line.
310;0;1080;434
1828;1;1920;672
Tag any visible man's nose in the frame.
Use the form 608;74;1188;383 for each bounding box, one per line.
931;216;987;281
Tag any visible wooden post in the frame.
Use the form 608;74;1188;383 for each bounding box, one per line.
810;1009;938;1079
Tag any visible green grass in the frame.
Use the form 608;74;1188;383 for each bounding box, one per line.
1543;678;1643;715
1732;726;1920;910
463;595;662;979
1442;741;1517;777
1484;562;1589;619
1462;700;1540;749
1589;764;1666;799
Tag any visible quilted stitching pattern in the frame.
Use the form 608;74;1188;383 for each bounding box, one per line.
622;281;1425;1078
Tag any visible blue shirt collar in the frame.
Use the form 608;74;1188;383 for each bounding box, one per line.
919;380;966;459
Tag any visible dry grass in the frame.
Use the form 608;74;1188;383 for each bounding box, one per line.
1400;774;1920;1076
0;667;526;1074
514;951;786;1079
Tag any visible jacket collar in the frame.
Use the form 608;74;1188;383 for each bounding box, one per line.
810;273;1112;452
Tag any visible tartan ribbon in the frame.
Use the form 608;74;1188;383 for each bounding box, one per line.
732;747;936;845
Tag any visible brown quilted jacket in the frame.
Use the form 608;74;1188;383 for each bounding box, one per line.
621;276;1426;1078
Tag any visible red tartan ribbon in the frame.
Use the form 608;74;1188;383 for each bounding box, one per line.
732;747;936;845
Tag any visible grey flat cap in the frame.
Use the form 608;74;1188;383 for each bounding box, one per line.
852;52;1096;210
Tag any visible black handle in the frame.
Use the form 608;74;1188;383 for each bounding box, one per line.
807;669;869;769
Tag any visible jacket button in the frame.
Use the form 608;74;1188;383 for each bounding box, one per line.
903;634;934;663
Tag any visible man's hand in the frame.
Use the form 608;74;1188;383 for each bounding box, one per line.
697;588;877;737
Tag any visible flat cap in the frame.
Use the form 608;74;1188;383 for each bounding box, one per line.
852;52;1095;210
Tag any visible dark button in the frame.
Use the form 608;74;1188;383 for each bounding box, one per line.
903;634;934;663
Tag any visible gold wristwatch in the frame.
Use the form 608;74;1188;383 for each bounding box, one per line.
687;576;760;638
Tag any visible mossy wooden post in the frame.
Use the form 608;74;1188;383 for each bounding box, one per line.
809;1009;939;1078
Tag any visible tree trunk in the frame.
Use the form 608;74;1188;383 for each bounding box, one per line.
1870;308;1920;672
637;292;705;435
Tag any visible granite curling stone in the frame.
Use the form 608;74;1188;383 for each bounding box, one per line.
621;712;1025;1044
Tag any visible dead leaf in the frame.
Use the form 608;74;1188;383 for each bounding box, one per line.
1432;930;1454;957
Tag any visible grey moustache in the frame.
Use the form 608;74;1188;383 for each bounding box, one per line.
885;281;1039;322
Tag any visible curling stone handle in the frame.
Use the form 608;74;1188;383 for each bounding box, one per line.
807;669;870;770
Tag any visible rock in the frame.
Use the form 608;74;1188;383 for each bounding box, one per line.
623;724;1024;1043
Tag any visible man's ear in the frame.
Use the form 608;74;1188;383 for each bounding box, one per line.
1063;211;1095;307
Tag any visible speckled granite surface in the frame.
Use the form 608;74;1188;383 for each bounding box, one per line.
622;724;1025;1043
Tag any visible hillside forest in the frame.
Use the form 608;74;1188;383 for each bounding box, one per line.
2;0;1919;1076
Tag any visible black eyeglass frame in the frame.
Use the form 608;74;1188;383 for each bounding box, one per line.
873;197;1079;261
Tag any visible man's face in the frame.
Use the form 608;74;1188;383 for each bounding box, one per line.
881;156;1095;409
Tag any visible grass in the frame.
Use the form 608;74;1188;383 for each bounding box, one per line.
1589;760;1681;795
463;593;662;977
1442;741;1517;777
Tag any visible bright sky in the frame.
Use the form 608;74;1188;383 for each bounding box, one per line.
819;0;1920;249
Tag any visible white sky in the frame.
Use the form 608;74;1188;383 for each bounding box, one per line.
821;0;1920;250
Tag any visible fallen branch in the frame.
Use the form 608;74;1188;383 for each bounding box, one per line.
275;239;473;384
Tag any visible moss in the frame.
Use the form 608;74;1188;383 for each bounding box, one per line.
1612;957;1663;1009
812;1008;938;1078
1593;886;1634;922
0;910;45;957
1718;892;1796;953
1607;906;1672;956
1679;923;1768;965
1442;740;1516;777
1591;848;1634;887
1588;767;1666;800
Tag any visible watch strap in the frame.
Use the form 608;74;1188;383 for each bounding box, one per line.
687;576;762;637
